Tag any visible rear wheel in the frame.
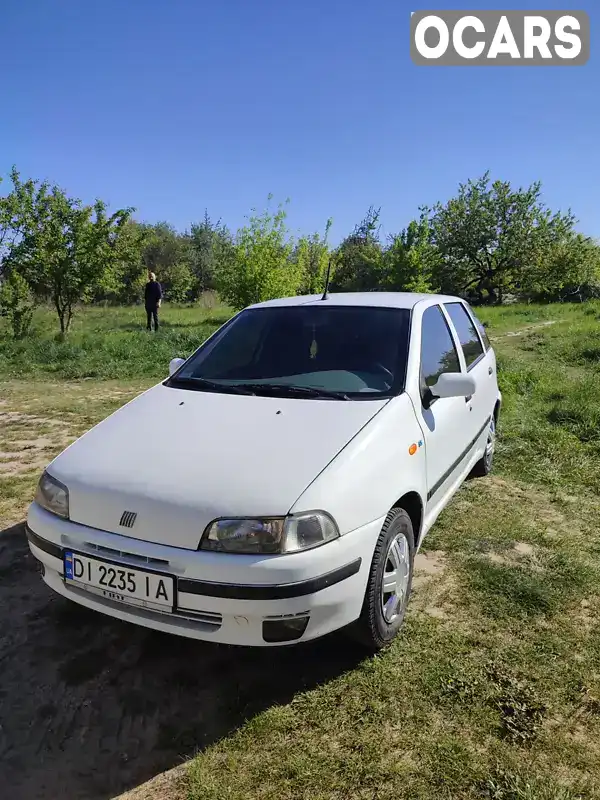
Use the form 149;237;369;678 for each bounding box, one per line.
350;508;415;651
470;414;496;478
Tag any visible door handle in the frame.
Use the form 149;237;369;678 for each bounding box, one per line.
488;366;493;375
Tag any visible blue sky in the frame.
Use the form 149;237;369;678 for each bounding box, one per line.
1;0;598;243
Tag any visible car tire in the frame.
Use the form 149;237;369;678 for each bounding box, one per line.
470;414;496;478
350;508;415;651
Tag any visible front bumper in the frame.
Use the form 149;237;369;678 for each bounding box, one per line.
26;503;383;646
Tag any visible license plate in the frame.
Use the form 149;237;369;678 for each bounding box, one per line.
64;551;175;612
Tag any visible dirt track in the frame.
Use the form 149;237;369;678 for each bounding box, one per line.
0;522;363;800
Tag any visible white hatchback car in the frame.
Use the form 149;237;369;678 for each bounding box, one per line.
27;292;500;649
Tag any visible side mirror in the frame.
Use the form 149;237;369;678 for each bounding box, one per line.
429;372;476;400
169;357;185;376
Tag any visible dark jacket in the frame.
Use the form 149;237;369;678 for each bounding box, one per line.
144;280;162;309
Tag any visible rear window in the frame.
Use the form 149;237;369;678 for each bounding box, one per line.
467;306;490;349
444;302;485;369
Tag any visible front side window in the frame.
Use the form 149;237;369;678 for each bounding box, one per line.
444;302;485;369
420;305;461;388
168;305;411;399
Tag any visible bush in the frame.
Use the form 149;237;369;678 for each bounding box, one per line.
0;271;35;339
215;201;301;310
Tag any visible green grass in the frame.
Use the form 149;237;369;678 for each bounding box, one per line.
0;300;231;380
478;301;600;496
2;299;600;799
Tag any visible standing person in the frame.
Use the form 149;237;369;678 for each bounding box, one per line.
144;272;162;331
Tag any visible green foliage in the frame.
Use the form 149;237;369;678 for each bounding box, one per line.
140;221;187;275
425;172;583;304
1;167;55;292
294;219;333;294
383;213;439;293
520;232;600;303
188;211;233;296
3;164;600;316
0;269;34;338
0;169;38;338
94;215;237;305
331;206;384;292
165;261;194;303
7;172;133;333
100;219;148;305
215;198;301;310
136;221;190;301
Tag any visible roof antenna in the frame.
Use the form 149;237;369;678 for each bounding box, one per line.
321;257;333;301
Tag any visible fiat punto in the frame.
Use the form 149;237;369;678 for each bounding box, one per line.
27;292;500;649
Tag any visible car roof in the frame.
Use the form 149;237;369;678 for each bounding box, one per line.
248;291;463;311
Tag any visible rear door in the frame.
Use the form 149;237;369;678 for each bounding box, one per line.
442;301;496;450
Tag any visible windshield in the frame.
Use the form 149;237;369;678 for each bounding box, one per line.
168;304;411;399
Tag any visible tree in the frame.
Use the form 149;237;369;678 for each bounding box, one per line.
0;269;35;339
383;213;440;293
0;176;18;275
293;219;333;295
425;172;577;304
215;198;301;310
96;218;148;305
331;207;384;292
1;167;50;278
165;261;194;303
11;185;133;333
519;232;600;302
141;221;188;278
188;211;233;297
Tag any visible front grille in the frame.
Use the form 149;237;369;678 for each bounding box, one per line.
84;541;169;568
64;582;222;631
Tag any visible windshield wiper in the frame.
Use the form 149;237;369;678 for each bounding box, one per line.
168;376;255;395
234;383;351;400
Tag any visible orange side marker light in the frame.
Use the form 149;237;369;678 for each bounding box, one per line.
408;443;418;455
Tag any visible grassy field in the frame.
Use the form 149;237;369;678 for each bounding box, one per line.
1;299;600;799
0;300;231;381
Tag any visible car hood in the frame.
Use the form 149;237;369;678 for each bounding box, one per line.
48;384;388;550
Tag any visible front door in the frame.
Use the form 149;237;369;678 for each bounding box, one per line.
416;304;474;513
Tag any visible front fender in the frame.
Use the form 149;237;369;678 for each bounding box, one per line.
290;394;427;535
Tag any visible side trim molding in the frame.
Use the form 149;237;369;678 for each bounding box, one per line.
427;415;492;502
26;525;63;560
178;558;363;600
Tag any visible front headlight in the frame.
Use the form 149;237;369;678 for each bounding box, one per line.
200;512;339;555
35;471;69;519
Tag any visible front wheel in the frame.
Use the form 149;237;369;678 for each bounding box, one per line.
350;508;415;651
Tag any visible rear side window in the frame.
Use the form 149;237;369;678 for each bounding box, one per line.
467;306;490;349
444;302;485;369
420;305;461;388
